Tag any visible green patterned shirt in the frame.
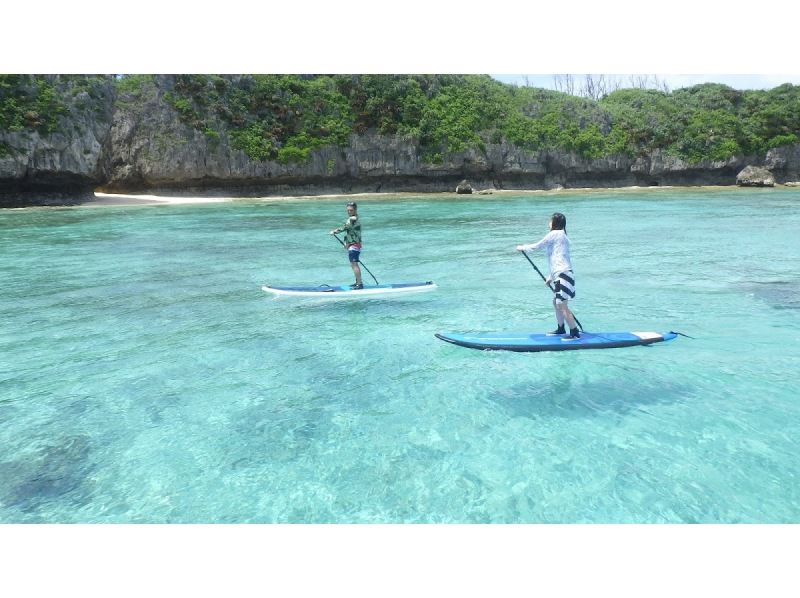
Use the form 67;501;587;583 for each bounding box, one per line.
334;215;362;247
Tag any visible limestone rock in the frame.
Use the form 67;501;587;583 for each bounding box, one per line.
736;165;775;187
455;179;473;194
0;76;115;207
8;74;800;205
765;145;800;182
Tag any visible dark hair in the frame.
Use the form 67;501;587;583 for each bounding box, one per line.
346;202;357;209
550;212;567;232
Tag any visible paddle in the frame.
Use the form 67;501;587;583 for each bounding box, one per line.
520;249;584;331
332;233;379;285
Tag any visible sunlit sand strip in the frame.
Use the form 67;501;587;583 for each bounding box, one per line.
87;183;786;207
92;193;234;205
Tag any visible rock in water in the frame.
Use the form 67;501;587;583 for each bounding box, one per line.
736;165;775;187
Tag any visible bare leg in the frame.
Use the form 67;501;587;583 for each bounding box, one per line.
351;261;362;286
553;297;565;327
558;302;577;330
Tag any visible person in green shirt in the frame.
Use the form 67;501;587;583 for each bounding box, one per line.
330;202;363;289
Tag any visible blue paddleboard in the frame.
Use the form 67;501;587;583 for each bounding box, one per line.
434;330;678;352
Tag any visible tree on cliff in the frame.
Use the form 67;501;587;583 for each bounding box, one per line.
5;74;800;167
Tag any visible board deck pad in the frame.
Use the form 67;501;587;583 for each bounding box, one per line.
434;330;678;352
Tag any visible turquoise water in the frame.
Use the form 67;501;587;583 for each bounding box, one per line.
1;188;799;523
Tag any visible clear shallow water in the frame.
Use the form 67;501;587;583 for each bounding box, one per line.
1;188;799;523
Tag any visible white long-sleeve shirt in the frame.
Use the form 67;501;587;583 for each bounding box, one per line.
519;229;573;276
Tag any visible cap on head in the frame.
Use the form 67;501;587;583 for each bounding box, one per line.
346;202;357;210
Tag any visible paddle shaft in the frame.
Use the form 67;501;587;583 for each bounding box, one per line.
333;233;379;285
520;250;584;331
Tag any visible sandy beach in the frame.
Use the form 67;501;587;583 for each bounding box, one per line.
90;193;236;206
82;185;771;208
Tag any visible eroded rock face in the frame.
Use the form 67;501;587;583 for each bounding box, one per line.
765;144;800;182
97;77;798;196
0;76;115;207
5;75;800;205
736;165;775;187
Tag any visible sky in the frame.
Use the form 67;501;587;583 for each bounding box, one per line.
5;2;800;79
491;74;800;92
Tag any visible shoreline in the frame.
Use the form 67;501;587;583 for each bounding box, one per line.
87;184;791;206
3;184;792;209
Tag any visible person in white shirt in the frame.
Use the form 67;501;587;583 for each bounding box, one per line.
516;212;580;339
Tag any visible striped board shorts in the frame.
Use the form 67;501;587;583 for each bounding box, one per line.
553;271;575;304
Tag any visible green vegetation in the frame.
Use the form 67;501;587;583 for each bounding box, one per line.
601;83;800;161
4;75;800;166
113;75;158;111
159;75;800;165
1;75;112;138
0;75;67;134
114;74;154;95
162;75;354;163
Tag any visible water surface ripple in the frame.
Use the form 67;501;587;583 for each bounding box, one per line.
1;189;799;522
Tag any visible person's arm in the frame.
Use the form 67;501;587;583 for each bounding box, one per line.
516;231;553;252
330;218;349;235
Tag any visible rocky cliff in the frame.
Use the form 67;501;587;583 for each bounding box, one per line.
3;75;800;206
764;144;800;182
0;76;115;207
